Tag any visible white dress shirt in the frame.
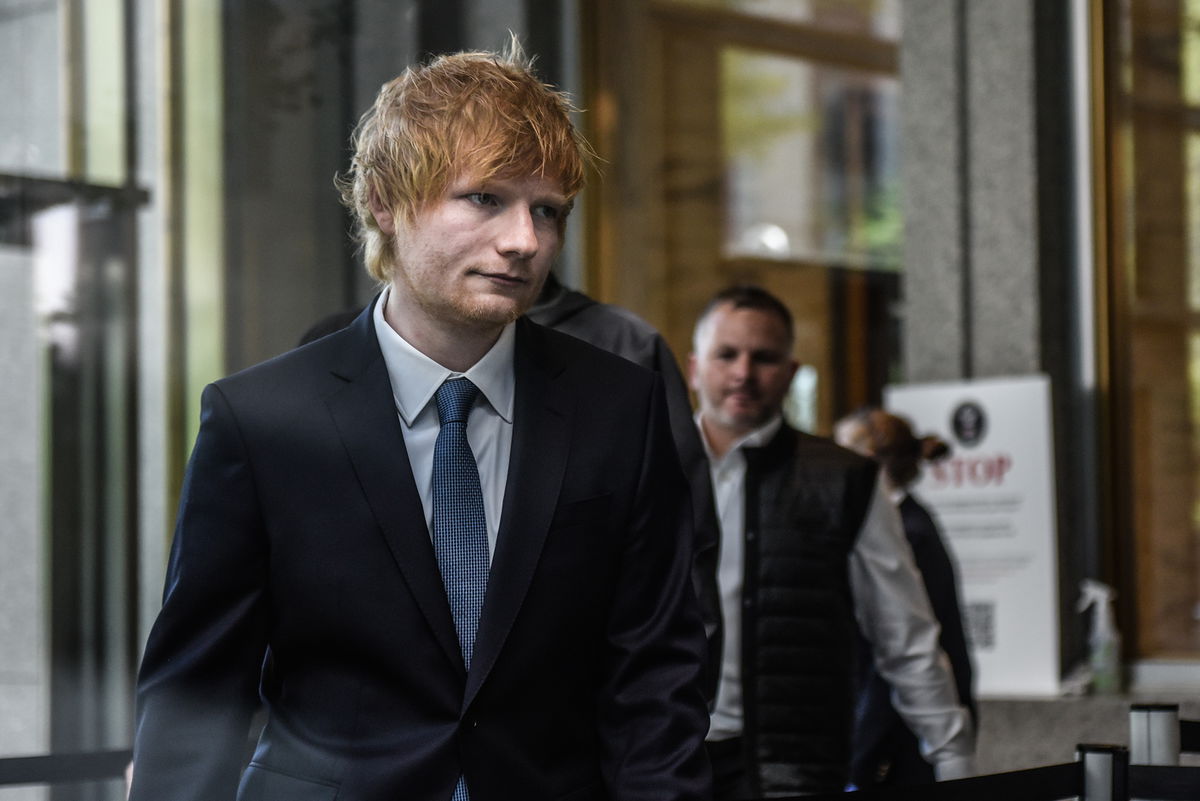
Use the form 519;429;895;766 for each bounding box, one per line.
373;288;515;556
700;413;975;780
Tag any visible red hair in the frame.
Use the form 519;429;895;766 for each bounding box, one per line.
337;41;594;282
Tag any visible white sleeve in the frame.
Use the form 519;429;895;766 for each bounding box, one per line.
848;481;977;780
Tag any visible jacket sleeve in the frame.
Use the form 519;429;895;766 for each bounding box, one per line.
129;383;270;801
598;378;713;801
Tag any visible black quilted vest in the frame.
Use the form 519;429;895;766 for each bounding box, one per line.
739;425;878;796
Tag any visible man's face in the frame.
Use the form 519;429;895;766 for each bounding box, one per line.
689;302;798;440
380;172;567;333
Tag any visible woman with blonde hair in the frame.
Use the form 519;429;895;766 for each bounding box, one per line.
834;408;976;788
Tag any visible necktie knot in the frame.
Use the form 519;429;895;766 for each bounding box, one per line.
435;378;479;426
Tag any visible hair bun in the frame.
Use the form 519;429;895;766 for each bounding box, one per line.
921;435;951;462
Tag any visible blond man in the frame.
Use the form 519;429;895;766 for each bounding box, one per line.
130;48;711;801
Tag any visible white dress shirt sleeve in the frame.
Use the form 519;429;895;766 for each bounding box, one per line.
848;481;977;781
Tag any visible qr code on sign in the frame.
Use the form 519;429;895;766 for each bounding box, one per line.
965;602;995;650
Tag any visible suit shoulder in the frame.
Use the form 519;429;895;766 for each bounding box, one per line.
213;324;355;401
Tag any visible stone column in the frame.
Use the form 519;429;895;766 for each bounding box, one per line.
900;0;1042;380
965;2;1040;376
899;0;969;382
899;0;1090;673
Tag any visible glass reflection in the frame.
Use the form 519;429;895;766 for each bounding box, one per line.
720;47;901;270
660;0;901;40
0;176;139;799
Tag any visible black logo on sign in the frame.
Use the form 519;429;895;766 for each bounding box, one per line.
951;401;986;447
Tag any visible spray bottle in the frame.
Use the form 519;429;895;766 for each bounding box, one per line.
1077;579;1122;694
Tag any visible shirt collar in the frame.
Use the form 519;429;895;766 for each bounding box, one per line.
695;412;784;465
372;286;516;427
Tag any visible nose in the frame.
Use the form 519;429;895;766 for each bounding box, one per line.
731;353;753;380
497;206;539;260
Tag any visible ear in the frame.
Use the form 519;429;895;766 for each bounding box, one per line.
368;190;396;236
687;352;699;391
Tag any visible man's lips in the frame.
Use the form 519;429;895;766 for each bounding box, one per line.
471;270;528;286
725;388;759;404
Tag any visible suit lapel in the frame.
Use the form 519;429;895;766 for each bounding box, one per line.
323;302;465;677
464;320;569;709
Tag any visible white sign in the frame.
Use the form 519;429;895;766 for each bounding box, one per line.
886;375;1061;697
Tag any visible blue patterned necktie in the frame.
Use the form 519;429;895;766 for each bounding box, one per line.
432;378;489;801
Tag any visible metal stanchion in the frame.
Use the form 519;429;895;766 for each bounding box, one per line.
1078;744;1129;801
1130;704;1182;766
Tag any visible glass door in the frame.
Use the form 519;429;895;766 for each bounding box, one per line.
586;0;905;431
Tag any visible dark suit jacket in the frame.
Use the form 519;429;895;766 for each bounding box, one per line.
297;282;724;703
130;304;711;801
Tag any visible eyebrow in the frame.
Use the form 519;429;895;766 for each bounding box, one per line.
526;183;568;207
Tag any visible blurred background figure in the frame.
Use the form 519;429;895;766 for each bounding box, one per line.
834;408;977;788
691;287;974;798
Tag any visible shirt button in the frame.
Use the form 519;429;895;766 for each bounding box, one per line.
742;597;754;609
745;530;757;542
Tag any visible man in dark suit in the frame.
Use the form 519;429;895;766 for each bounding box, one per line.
129;47;711;801
296;274;723;701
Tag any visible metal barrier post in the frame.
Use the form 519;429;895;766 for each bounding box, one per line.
1130;704;1181;765
1078;744;1130;801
